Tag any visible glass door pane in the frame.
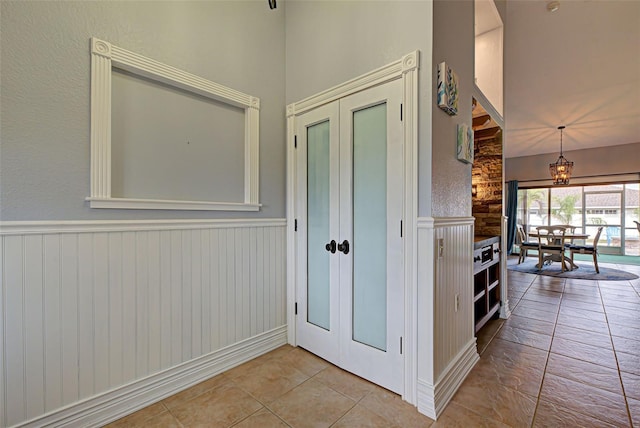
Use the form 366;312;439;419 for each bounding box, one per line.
584;188;622;254
307;121;331;329
352;103;387;351
550;187;582;228
550;186;584;244
522;188;549;234
624;183;640;256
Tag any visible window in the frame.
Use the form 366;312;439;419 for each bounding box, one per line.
518;182;640;256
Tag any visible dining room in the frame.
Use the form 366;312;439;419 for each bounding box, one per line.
509;182;640;281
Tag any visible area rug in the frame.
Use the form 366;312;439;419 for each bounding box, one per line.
508;259;639;280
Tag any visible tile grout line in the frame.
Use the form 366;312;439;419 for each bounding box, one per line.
498;267;635;426
158;402;184;428
326;394;366;428
500;271;550;427
599;279;635;428
529;277;564;428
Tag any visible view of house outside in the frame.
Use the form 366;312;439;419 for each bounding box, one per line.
517;183;640;256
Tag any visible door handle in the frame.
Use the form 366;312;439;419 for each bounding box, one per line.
337;239;350;255
325;240;337;253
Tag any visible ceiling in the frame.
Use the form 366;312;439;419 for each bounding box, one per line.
501;0;640;159
472;99;502;141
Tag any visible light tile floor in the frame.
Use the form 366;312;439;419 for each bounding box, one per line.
106;258;640;427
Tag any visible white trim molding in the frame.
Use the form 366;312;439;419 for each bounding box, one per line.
472;84;504;130
401;51;420;405
286;50;420;404
431;217;475;227
0;218;286;236
16;327;286;428
85;198;262;212
500;216;511;319
286;51;419;117
285;111;298;346
417;339;479;419
416;216;478;419
518;172;640;188
88;37;260;211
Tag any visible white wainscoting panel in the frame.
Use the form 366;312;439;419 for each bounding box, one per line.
416;217;478;419
0;219;286;427
432;218;475;378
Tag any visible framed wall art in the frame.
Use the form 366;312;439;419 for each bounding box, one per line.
437;61;459;115
457;123;474;164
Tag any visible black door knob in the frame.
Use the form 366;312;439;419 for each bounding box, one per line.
337;240;350;255
325;240;337;253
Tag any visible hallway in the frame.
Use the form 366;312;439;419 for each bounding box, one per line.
463;259;640;427
107;260;640;427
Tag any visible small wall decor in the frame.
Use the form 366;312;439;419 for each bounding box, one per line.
437;61;459;115
457;123;474;164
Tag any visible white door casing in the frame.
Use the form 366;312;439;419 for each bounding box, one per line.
286;51;419;403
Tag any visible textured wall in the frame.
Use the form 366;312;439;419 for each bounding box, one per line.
431;0;475;217
475;27;503;115
0;1;285;220
284;0;434;216
505;142;640;183
110;70;246;202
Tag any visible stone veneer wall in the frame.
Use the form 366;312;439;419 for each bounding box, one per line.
472;135;502;236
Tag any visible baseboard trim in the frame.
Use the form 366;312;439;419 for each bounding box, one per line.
15;326;287;428
416;338;479;420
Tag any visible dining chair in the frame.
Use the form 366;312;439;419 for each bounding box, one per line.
516;224;538;264
536;225;569;272
568;226;604;274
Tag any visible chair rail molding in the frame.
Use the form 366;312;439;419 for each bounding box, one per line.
0;218;286;235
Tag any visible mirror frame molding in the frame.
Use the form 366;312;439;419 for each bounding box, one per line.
86;37;260;211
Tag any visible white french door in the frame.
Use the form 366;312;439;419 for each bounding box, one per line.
295;79;404;393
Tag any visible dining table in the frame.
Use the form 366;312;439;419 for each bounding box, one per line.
528;231;589;241
528;231;590;271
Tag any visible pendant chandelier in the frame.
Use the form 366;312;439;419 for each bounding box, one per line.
549;125;573;185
